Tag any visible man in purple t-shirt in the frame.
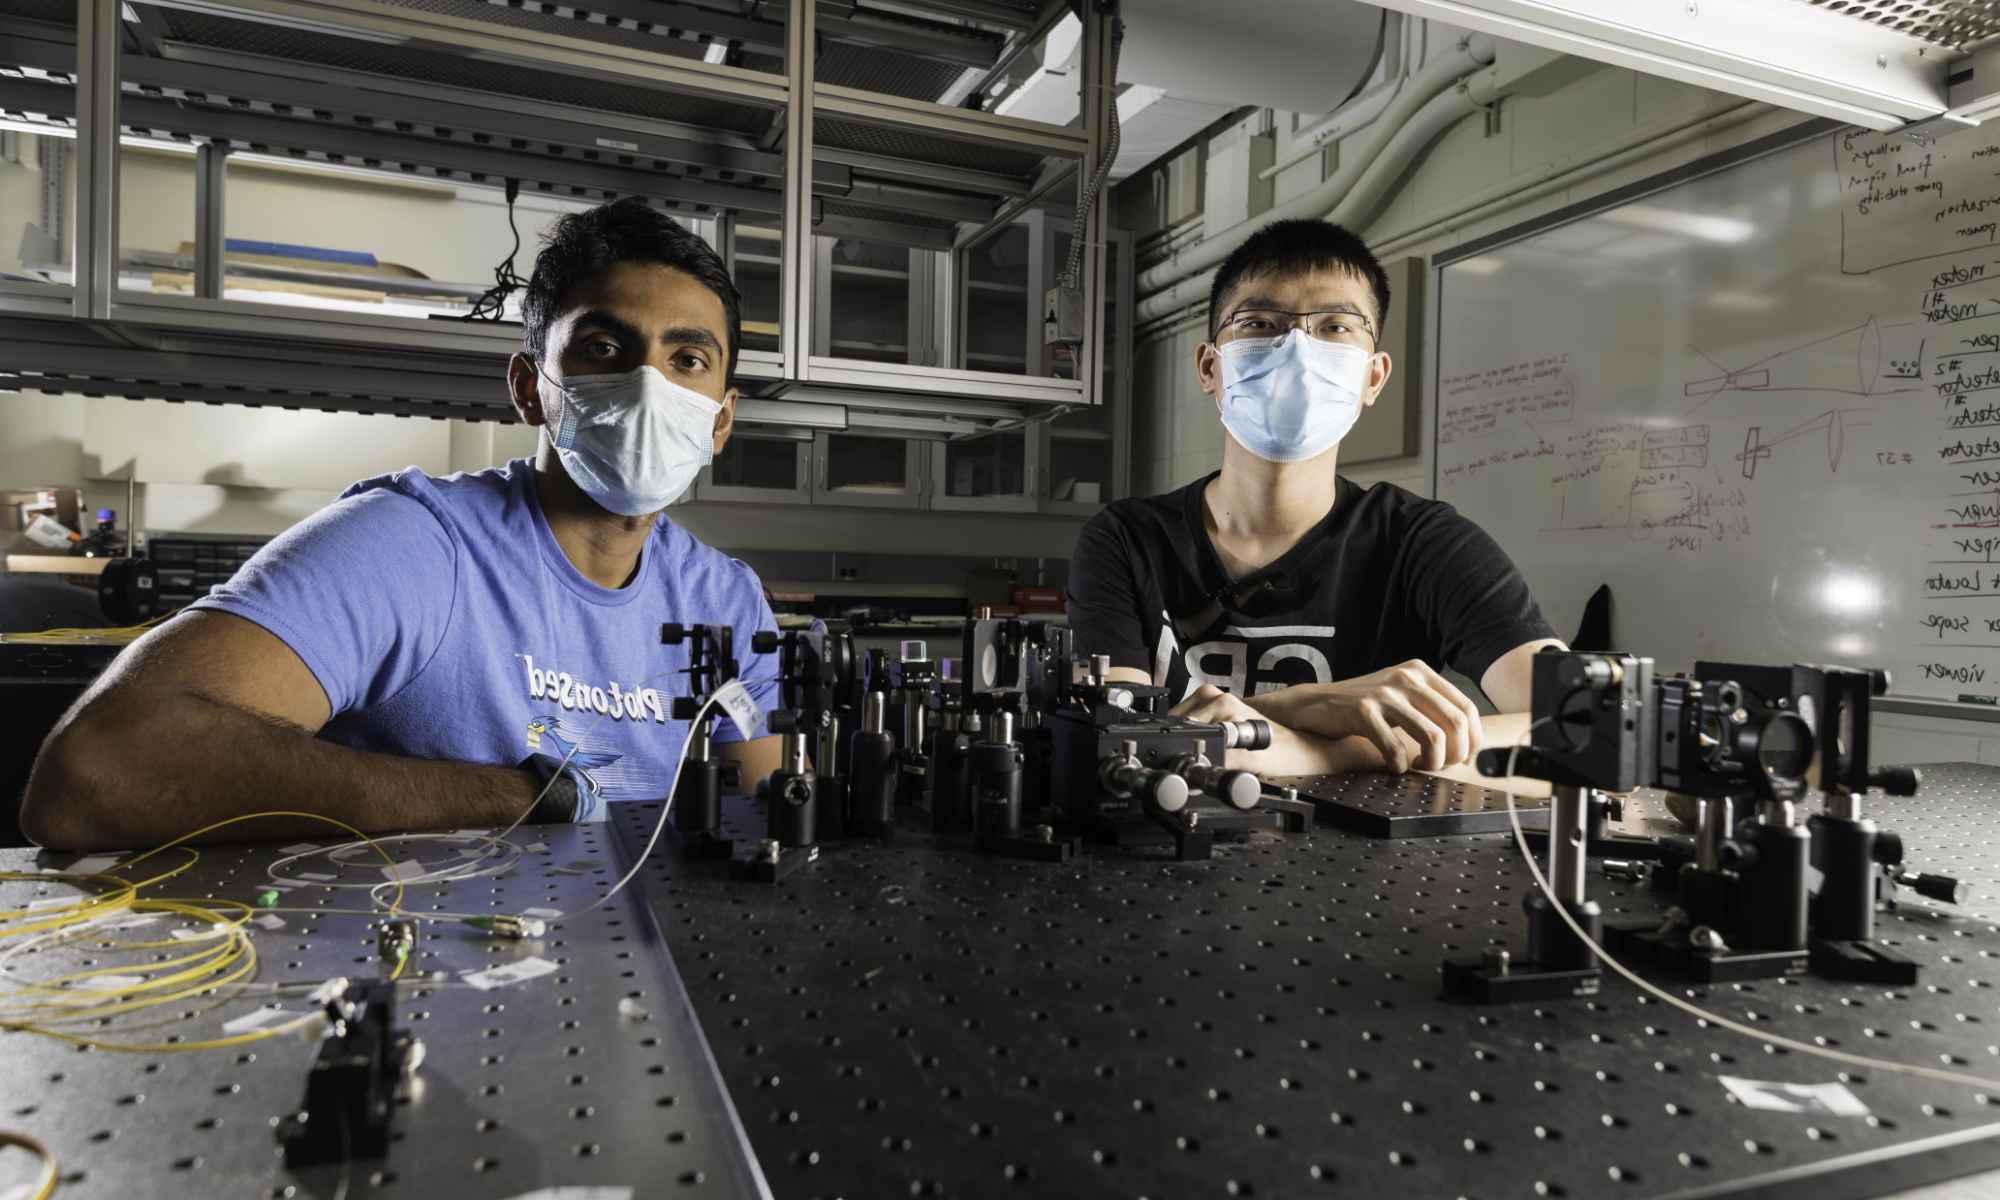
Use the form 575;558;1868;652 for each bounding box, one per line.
23;199;782;849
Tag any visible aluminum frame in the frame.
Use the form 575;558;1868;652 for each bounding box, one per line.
763;384;1026;423
734;396;848;429
815;82;1088;157
73;0;117;320
928;245;958;368
0;279;77;318
781;0;815;380
1076;3;1110;414
803;355;1083;405
140;0;791;108
142;38;794;178
73;79;795;216
192;141;226;300
1364;0;1949;131
815;147;1032;199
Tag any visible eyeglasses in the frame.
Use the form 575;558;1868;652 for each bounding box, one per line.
1215;307;1376;347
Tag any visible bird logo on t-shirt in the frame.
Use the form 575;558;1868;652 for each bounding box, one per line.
525;716;624;803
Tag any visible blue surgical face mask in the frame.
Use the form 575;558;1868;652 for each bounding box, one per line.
1216;329;1373;463
538;364;720;516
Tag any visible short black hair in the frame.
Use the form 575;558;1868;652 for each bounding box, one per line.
521;196;741;382
1208;219;1390;341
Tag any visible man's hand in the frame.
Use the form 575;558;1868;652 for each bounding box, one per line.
1243;659;1484;774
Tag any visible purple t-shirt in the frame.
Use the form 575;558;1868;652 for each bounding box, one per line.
192;458;779;820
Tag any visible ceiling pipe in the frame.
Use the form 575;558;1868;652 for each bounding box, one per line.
1133;33;1496;327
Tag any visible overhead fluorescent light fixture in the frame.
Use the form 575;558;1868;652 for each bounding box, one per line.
1602;204;1755;245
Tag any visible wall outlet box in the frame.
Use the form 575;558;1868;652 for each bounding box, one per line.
1043;285;1084;347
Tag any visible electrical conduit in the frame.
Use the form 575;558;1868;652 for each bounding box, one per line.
1363;100;1766;260
1132;33;1496;326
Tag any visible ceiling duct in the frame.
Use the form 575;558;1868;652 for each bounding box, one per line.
992;0;1382;181
1117;0;1384;115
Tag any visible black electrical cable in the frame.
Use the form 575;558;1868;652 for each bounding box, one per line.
462;177;526;323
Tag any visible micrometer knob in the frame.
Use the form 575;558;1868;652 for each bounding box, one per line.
1103;758;1189;813
1214;768;1260;810
1180;758;1260;810
1222;720;1271;751
1148;770;1191;813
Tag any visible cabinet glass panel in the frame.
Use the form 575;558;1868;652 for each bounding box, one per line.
825;236;910;364
731;224;782;361
710;434;804;491
943;429;1026;500
962;225;1030;375
206;159;591;320
0;0;75;289
824;433;911;496
109;1;788;326
118;142;194;299
1047;429;1107;504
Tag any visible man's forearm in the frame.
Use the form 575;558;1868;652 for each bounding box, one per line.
1232;705;1554;796
25;690;541;850
1228;724;1377;776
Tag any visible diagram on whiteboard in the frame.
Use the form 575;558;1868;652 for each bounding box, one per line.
1683;316;1923;405
1535;422;1751;550
1735;408;1874;477
1433;125;2000;701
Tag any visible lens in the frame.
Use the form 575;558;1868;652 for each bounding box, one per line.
1752;712;1814;782
1552;688;1597;751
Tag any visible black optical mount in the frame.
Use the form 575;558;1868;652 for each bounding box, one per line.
730;627;855;883
660;622;742;861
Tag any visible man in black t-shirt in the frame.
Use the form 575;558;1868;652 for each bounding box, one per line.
1067;219;1562;777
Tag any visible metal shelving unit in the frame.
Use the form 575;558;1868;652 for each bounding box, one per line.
0;0;1129;503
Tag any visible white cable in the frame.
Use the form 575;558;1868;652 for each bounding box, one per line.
1498;724;2000;1094
266;833;523;892
554;693;721;921
264;653;731;904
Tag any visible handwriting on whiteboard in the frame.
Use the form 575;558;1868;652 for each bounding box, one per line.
1838;129;1995;275
1438;354;1574;446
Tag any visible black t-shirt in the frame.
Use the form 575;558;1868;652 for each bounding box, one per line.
1064;472;1555;702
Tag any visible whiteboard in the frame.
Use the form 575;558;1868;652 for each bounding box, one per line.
1433;120;2000;706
